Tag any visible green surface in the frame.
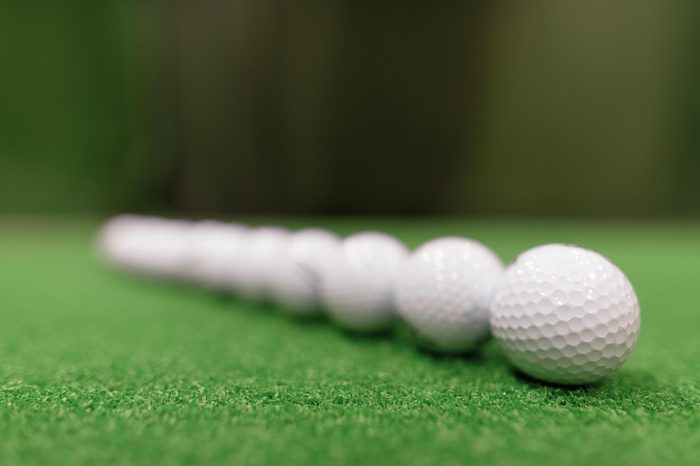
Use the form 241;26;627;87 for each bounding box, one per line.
1;218;699;466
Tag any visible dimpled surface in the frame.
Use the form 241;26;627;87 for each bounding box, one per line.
491;244;640;385
269;228;341;316
321;232;408;332
397;237;504;353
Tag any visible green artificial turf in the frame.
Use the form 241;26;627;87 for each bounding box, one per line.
1;217;699;466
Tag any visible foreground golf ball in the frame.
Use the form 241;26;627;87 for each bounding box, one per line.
321;232;408;332
396;237;504;353
269;228;341;317
490;244;640;385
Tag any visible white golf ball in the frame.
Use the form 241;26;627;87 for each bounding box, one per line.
321;232;409;332
106;216;175;278
490;244;641;385
186;221;249;291
98;214;142;268
269;228;341;317
148;218;195;280
396;237;504;353
230;226;291;301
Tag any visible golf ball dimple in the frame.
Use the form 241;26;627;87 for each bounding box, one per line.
321;232;409;332
396;237;504;353
490;244;641;385
269;228;341;317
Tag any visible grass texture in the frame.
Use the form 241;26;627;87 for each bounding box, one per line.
0;218;699;466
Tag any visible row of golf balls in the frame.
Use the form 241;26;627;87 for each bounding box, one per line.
99;215;641;385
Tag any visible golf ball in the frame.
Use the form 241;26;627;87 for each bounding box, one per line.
396;237;504;353
97;214;142;268
230;226;291;301
269;228;341;317
490;244;641;385
103;216;188;279
186;221;249;291
148;218;195;281
321;232;409;332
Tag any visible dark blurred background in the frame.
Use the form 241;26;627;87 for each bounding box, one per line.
0;1;698;217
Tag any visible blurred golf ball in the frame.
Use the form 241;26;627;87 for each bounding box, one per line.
97;214;142;269
100;216;191;279
396;237;504;353
269;228;341;317
230;226;291;301
185;221;249;291
321;232;408;332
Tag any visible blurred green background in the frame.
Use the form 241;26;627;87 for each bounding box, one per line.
1;1;698;216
